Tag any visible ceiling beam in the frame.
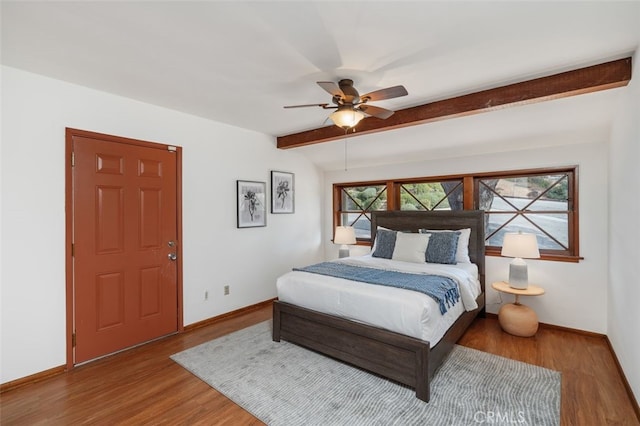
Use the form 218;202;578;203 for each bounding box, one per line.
277;57;632;149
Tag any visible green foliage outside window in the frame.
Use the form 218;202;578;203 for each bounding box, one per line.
400;181;462;211
400;183;447;210
343;186;387;211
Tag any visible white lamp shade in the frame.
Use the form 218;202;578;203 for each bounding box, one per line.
330;108;365;129
501;232;540;259
334;226;356;245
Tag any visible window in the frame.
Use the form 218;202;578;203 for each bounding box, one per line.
336;183;388;240
476;169;576;259
333;167;579;262
398;179;464;211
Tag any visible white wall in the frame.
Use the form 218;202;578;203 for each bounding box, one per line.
324;140;609;334
0;66;324;383
608;51;640;402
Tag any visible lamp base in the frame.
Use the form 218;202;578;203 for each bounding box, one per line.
508;258;529;290
338;245;350;258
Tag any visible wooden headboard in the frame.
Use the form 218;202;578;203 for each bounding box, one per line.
371;210;486;291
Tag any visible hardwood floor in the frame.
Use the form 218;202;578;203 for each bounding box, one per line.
459;317;638;426
1;303;638;425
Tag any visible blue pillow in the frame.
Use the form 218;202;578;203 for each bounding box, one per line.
421;231;460;264
372;229;397;259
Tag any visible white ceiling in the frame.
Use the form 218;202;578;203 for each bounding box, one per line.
2;1;639;170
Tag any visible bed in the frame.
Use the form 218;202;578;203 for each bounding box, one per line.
272;210;485;402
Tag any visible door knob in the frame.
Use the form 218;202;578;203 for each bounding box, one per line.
168;253;177;261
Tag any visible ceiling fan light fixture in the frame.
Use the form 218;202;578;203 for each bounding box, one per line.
284;79;407;130
330;107;365;129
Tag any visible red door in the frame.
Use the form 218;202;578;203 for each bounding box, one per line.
71;131;179;363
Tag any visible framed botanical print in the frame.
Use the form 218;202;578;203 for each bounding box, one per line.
271;171;294;214
237;180;267;228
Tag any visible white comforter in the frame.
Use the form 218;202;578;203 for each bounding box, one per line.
276;254;481;345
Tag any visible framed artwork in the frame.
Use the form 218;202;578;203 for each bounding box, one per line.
237;180;267;228
271;171;295;214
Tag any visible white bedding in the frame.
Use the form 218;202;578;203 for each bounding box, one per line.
276;254;481;345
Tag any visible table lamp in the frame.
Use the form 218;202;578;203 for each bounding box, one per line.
501;232;540;289
334;226;356;258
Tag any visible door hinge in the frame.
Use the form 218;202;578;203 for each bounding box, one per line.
71;243;75;257
71;152;75;167
72;332;76;348
167;146;177;152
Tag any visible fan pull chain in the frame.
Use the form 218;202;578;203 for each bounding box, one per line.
344;128;349;171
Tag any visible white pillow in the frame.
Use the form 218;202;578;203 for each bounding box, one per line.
392;232;431;263
421;228;471;263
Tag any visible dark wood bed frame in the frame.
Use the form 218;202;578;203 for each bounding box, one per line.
272;210;485;402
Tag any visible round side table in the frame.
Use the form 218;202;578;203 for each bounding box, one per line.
491;281;545;337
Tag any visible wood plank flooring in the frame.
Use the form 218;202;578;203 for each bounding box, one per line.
459;317;639;426
1;304;638;425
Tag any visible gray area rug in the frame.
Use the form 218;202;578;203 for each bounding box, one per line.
171;321;560;425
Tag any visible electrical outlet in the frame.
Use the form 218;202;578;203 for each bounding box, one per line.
224;285;230;296
204;290;209;301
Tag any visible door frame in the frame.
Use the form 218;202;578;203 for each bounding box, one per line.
65;128;184;370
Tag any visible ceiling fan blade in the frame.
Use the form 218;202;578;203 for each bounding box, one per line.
283;103;329;109
317;81;344;98
360;85;408;102
359;104;395;119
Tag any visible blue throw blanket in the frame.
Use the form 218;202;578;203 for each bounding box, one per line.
293;262;460;315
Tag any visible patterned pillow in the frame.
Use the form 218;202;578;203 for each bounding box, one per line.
420;228;470;263
372;229;397;259
421;231;460;264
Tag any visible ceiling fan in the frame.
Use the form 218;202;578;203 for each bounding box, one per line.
284;79;408;129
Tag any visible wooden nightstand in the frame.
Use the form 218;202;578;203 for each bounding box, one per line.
491;281;545;337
